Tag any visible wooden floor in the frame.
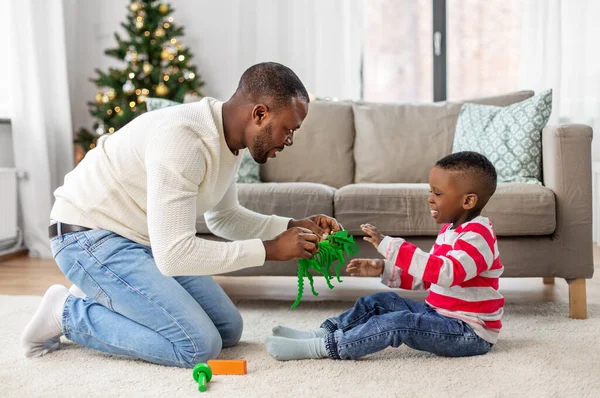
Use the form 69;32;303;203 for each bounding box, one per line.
1;247;599;302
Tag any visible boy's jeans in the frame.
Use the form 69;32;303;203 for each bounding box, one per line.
50;228;243;368
321;292;493;359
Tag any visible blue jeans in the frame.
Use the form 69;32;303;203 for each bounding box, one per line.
50;228;243;368
321;292;493;359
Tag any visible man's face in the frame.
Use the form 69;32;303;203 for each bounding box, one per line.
248;96;308;164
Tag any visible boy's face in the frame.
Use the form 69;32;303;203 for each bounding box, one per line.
428;166;476;225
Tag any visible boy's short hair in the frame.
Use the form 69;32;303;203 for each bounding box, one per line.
435;151;497;206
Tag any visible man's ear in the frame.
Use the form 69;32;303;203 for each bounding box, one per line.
252;104;268;125
463;193;478;210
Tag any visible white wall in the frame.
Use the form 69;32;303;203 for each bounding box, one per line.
64;0;363;133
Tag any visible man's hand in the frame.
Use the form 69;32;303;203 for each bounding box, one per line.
361;223;384;249
288;215;343;240
346;258;384;277
263;227;319;261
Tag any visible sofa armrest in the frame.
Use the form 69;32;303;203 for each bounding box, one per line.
542;124;594;278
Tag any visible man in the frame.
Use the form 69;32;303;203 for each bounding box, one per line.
21;62;342;368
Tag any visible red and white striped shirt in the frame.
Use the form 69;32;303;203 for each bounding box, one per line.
378;216;504;344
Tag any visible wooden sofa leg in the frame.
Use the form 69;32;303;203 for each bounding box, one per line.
543;277;555;285
567;279;587;319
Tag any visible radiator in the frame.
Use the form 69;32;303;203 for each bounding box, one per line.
0;168;18;242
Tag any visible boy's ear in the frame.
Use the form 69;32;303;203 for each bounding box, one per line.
463;193;478;210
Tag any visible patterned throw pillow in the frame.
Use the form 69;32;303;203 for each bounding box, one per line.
144;97;261;183
237;149;261;183
452;89;552;184
145;97;181;112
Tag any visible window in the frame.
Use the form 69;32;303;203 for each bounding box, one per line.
363;0;522;103
446;0;521;101
363;0;433;103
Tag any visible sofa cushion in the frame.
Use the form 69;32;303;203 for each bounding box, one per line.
334;182;555;237
259;101;355;188
196;182;336;234
352;90;535;184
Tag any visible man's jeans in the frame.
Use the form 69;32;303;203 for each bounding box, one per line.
321;292;493;359
51;228;243;368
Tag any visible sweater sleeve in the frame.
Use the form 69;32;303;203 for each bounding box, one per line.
204;180;291;241
377;227;496;288
145;129;266;276
379;237;430;290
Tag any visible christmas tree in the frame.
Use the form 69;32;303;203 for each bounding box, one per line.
75;0;204;153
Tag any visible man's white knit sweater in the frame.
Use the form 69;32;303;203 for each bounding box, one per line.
51;98;291;276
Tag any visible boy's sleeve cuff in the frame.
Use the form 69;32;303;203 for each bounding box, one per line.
380;259;397;287
378;236;402;258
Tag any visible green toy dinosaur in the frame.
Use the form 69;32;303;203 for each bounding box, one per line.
290;230;359;309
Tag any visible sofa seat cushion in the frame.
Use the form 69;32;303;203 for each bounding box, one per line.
196;182;336;234
334;183;555;236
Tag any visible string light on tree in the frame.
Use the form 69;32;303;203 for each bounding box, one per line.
142;62;153;74
130;2;142;12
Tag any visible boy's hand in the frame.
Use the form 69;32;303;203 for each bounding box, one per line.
361;223;384;249
346;258;384;277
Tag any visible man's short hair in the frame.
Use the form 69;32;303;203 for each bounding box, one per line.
435;151;498;201
235;62;309;109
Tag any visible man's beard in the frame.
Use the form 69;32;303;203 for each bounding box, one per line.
251;122;274;164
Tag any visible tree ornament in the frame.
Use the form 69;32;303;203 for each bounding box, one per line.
155;27;165;37
95;92;103;103
158;4;169;14
155;82;169;97
123;80;135;94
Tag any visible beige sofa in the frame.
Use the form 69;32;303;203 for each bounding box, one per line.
197;91;593;319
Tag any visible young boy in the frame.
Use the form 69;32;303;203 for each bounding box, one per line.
266;151;504;360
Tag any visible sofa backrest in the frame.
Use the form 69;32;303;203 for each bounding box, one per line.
260;101;355;188
260;90;534;187
353;90;535;183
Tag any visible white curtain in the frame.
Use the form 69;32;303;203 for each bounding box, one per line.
519;0;600;158
190;0;364;102
8;0;74;258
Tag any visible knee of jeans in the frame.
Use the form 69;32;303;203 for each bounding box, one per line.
221;311;243;348
361;292;391;306
178;329;223;368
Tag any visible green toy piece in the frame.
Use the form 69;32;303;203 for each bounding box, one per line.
193;363;213;392
290;230;359;309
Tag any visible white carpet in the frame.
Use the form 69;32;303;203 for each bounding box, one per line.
2;285;600;397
